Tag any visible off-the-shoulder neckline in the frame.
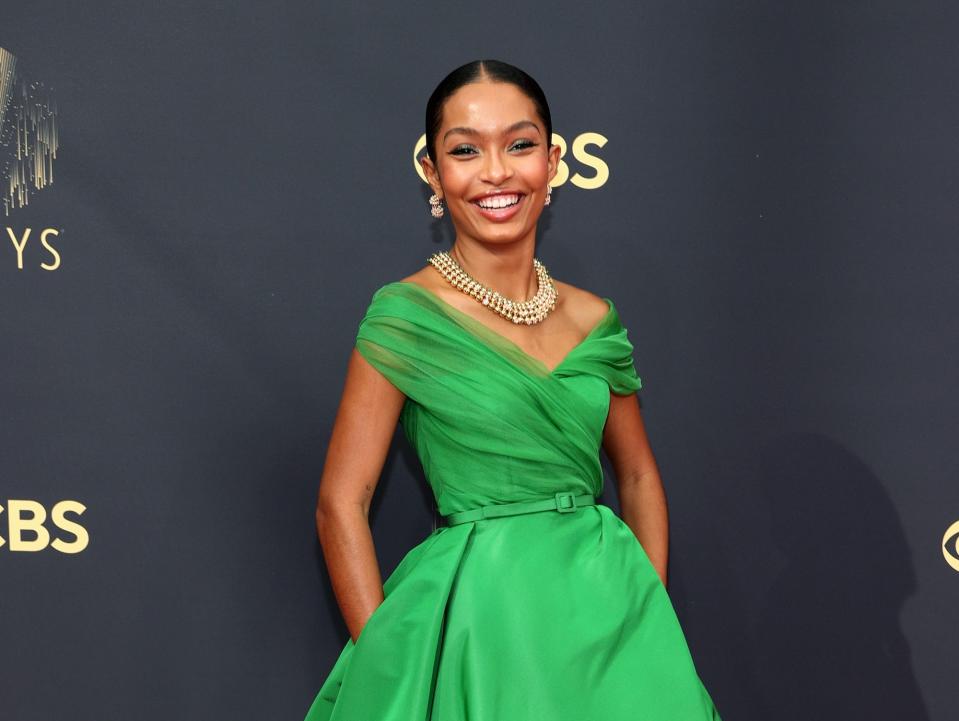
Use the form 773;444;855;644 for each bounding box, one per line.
381;280;616;377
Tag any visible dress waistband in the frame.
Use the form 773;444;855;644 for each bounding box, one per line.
442;491;596;526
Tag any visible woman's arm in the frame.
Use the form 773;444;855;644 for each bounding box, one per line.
601;392;669;588
315;347;407;642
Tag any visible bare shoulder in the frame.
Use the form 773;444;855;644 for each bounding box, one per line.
398;266;446;291
553;279;611;331
396;265;473;310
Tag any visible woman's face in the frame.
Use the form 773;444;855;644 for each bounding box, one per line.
421;80;560;248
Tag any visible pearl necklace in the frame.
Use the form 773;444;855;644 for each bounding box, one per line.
426;250;559;325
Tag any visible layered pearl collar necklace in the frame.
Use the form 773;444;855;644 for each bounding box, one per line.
426;251;559;326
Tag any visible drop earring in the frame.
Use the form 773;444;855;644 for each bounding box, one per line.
429;193;445;218
544;185;552;206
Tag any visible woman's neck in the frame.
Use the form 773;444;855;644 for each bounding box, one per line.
448;240;539;301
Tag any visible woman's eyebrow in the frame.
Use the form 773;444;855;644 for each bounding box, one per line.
443;120;541;142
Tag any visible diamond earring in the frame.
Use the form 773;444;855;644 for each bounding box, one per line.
429;193;445;218
544;186;552;206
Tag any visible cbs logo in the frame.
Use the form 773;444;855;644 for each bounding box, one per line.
5;227;63;271
412;132;610;190
0;500;88;554
943;520;959;572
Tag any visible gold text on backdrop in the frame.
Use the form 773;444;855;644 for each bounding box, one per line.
413;132;609;190
6;227;63;270
0;500;88;553
942;520;959;572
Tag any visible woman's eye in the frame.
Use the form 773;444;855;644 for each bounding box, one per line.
510;140;537;151
449;145;478;156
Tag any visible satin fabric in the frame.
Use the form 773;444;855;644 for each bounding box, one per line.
303;281;721;720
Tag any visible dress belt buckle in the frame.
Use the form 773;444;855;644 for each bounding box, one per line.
554;491;578;514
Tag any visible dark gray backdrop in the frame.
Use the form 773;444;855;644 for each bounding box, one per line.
2;2;956;720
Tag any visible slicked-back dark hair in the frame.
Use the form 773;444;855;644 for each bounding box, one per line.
424;59;553;162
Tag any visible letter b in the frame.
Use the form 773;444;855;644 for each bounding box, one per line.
7;500;51;551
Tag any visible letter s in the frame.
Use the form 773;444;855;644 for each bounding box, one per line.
40;228;61;271
51;500;89;554
570;132;609;190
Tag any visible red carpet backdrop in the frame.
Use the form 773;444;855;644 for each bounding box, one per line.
1;2;956;719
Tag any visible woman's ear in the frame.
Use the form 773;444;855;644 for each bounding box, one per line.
420;154;443;199
546;142;561;184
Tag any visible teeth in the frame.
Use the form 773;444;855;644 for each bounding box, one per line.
476;194;520;209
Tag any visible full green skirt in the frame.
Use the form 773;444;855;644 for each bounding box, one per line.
303;505;720;720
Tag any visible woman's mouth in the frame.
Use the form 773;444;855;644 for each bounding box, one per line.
471;193;525;221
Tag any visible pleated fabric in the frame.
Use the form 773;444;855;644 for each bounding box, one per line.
303;281;721;721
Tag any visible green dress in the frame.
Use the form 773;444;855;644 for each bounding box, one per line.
303;281;721;721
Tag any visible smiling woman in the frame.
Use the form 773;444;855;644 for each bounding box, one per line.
303;59;723;721
421;77;558;249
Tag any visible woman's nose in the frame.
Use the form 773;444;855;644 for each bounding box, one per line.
481;150;513;185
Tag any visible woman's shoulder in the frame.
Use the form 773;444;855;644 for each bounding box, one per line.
359;267;444;320
398;266;434;285
362;267;434;301
552;279;615;333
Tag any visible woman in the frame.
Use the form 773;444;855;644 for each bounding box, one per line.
303;59;721;720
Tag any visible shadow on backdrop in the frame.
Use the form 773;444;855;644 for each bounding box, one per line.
754;432;929;720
